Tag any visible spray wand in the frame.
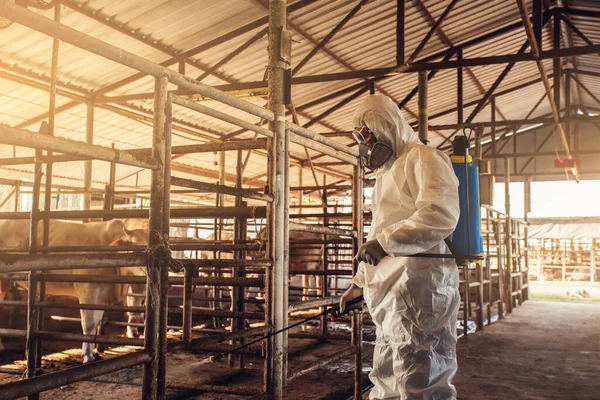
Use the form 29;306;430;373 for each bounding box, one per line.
208;295;364;363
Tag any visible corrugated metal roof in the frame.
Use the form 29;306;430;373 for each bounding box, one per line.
0;0;597;204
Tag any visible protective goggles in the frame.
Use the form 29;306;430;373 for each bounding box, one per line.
352;124;394;170
352;125;377;146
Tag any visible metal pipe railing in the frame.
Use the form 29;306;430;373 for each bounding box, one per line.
0;351;152;400
0;124;158;170
0;253;146;273
288;122;359;157
0;206;267;220
287;347;354;381
171;176;273;202
289;222;357;238
172;95;274;138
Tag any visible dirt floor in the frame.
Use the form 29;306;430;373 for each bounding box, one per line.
1;300;599;399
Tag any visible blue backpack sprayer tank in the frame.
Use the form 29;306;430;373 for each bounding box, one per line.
450;131;484;264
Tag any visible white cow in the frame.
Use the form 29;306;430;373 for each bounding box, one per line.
0;219;147;363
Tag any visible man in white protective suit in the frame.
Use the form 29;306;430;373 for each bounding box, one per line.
340;94;461;399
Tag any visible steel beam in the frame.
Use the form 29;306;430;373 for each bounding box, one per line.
418;71;428;144
397;0;405;65
0;124;158;170
171;176;273;202
553;10;561;113
196;27;268;82
436;40;530;148
266;0;289;395
0;352;151;400
292;0;369;75
407;0;459;65
516;0;578;180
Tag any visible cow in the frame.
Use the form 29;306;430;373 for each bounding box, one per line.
252;228;335;301
199;231;244;313
0;219;148;363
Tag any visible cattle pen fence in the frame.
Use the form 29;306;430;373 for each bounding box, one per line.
0;1;365;399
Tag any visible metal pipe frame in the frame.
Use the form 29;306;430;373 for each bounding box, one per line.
171;176;273;203
267;0;289;394
0;124;158;170
289;222;357;238
0;206;267;220
0;2;358;171
515;0;578;180
0;351;152;400
0;253;147;273
141;75;171;399
287;347;355;381
172;95;274;138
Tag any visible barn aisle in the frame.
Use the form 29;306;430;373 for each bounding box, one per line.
453;301;600;400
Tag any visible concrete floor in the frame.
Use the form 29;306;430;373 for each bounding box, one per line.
453;300;600;400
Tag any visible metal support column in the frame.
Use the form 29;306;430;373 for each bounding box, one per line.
26;133;44;400
352;163;364;276
553;10;561;114
523;176;531;301
142;75;171;400
457;49;463;125
418;70;428;144
351;310;363;400
321;186;329;337
397;0;405;66
83;103;94;211
267;0;290;395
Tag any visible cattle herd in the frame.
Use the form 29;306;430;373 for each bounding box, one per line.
0;218;347;363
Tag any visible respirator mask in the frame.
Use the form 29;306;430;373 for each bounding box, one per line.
352;124;394;170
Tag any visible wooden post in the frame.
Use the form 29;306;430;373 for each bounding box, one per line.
562;241;566;282
497;217;505;319
321;185;329;337
591;238;596;283
504;158;513;313
14;182;20;212
476;261;484;331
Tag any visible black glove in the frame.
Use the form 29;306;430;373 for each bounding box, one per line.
355;240;388;266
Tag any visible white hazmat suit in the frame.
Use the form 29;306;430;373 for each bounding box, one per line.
349;95;460;399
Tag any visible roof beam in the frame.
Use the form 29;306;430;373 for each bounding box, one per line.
571;74;600;107
195;27;268;82
0;65;224;140
61;0;236;85
557;2;584;104
292;0;369;76
397;0;405;65
516;0;578;180
413;0;508;122
426;73;552;123
78;0;318;96
436;40;530;148
406;0;459;66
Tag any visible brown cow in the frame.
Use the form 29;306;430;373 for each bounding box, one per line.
253;228;333;300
